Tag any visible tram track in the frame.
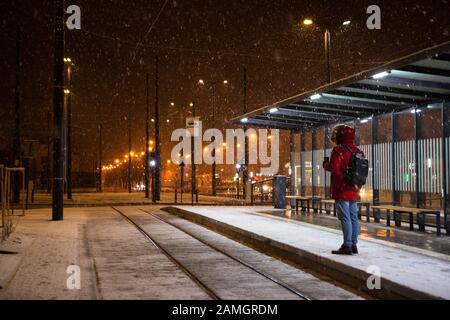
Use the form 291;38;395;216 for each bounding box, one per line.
111;206;311;300
110;206;219;300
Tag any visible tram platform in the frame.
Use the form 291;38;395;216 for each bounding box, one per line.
164;206;450;300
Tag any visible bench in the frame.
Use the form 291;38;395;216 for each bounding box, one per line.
286;196;312;214
372;205;441;236
319;200;371;222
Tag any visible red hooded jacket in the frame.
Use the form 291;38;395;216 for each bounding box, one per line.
323;126;362;201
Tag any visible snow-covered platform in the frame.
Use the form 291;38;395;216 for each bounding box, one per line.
165;206;450;300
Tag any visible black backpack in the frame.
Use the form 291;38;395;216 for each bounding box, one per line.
342;145;369;187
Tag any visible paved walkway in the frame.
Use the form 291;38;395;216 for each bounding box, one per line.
0;208;210;300
170;206;450;299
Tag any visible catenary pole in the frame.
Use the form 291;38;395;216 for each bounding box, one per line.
52;0;65;221
145;73;150;198
154;55;161;201
13;26;21;203
242;67;249;201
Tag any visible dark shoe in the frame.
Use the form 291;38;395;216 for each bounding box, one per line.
352;246;359;254
332;246;353;255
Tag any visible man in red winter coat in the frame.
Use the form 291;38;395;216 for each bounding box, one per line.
323;125;362;255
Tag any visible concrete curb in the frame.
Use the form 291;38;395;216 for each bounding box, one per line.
163;206;442;300
0;234;34;290
0;254;22;290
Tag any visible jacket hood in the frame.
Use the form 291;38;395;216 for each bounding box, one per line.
336;126;355;145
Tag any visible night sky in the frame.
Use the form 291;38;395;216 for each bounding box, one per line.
1;0;449;176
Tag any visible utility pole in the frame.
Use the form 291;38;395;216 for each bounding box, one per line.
211;85;216;197
198;79;229;197
47;108;51;194
67;91;72;199
66;60;73;200
154;56;161;201
180;159;185;203
145;73;150;199
52;0;65;221
242;67;249;201
128;109;132;193
13;26;21;203
98;124;102;192
151;154;156;203
191;102;196;206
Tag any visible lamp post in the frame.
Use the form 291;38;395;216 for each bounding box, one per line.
301;18;351;84
64;57;75;200
179;159;185;203
52;0;65;221
190;102;197;205
149;153;157;203
13;27;21;204
242;67;249;201
198;79;229;197
154;56;161;201
145;73;150;199
98;124;103;193
127;112;132;194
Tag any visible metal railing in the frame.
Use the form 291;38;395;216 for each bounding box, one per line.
1;166;26;241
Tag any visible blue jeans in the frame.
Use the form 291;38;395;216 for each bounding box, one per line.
336;201;360;247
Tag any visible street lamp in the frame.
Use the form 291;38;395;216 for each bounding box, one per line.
198;79;229;197
303;18;313;26
301;18;351;83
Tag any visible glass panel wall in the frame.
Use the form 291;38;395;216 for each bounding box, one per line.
279;130;291;176
357;119;373;203
294;132;301;195
374;115;393;204
324;126;332;198
418;104;443;209
394;111;416;206
444;104;449;231
314;128;325;198
301;131;313;196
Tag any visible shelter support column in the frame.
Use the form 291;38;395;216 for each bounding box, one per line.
372;116;379;206
443;103;449;234
300;130;305;197
289;130;295;207
324;125;330;199
392;112;399;205
312;129;317;199
414;107;422;208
